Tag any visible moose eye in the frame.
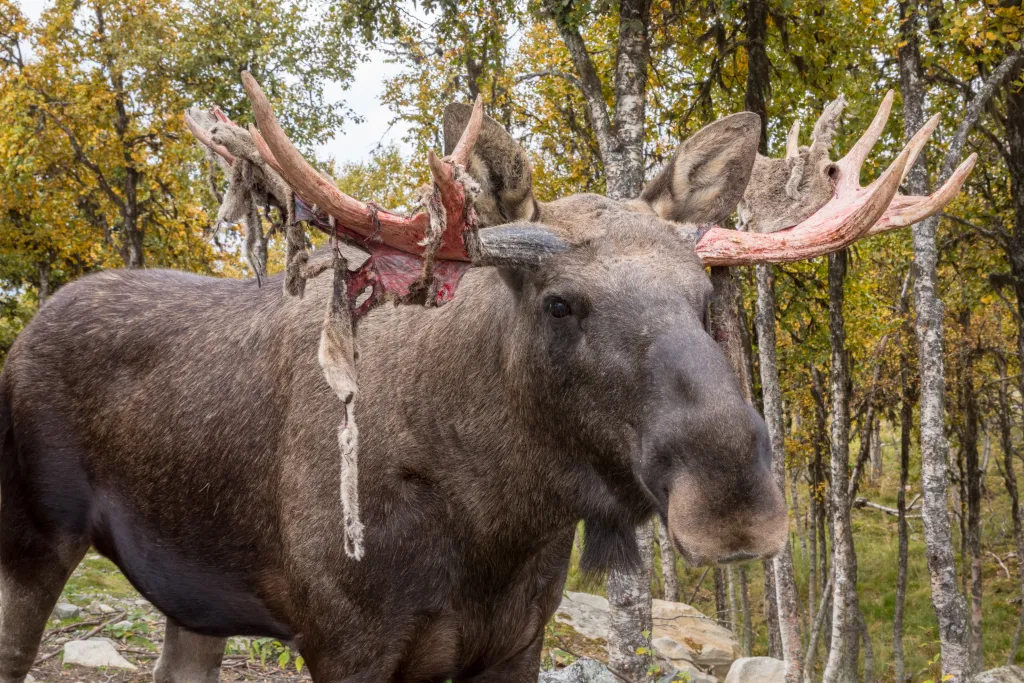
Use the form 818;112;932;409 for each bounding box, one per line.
545;297;572;319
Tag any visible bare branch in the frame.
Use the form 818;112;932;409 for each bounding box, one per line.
514;70;583;91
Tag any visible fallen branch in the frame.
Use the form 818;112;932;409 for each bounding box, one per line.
852;497;922;518
989;550;1012;580
36;611;126;663
43;617;106;640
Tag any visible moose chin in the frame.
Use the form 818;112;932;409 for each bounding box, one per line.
0;73;970;683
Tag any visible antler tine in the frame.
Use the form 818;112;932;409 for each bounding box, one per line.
212;107;233;125
785;120;801;159
696;140;911;266
248;124;284;175
863;113;939;192
184;112;236;165
836;90;894;191
868;153;977;234
900;113;940;184
448;95;483;168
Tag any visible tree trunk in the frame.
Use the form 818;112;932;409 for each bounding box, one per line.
728;566;741;640
607;522;654;681
998;355;1024;666
894;337;914;683
740;563;753;657
822;250;857;683
36;260;51;307
869;421;882;480
897;2;975;677
656;520;680;602
957;323;983;673
755;263;803;681
713;567;731;628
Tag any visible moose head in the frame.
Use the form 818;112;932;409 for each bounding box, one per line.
186;76;973;567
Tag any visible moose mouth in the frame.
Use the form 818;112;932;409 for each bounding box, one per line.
666;474;788;567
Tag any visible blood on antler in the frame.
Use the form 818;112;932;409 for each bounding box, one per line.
695;91;977;266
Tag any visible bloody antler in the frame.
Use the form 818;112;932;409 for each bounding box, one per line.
696;92;976;265
241;71;479;261
189;74;485;314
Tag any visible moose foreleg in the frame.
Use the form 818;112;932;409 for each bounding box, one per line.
153;619;226;683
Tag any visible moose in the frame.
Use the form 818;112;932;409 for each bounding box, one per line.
0;72;972;683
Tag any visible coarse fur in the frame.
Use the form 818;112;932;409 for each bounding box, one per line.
737;96;847;233
1;112;787;683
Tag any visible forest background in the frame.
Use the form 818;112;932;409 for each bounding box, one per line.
2;0;1024;681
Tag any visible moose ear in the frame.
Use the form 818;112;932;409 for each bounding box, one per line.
640;112;761;225
444;104;538;227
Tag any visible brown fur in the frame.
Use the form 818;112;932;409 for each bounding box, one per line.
738;96;846;233
0;111;786;683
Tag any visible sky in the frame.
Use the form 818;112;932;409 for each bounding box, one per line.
15;0;412;165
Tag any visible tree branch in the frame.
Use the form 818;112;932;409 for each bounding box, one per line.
542;1;615;165
940;48;1024;181
514;70;583;91
41;109;125;210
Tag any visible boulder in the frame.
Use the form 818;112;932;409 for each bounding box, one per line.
724;657;786;683
53;603;81;620
539;658;618;683
554;593;611;641
554;593;740;681
652;599;740;674
975;666;1024;683
62;638;137;670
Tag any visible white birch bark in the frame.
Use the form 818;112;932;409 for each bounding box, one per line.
755;263;803;682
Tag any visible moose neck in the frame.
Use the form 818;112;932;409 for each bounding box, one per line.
355;268;603;551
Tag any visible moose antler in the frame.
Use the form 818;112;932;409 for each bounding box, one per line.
188;74;487;314
695;92;977;265
241;71;479;261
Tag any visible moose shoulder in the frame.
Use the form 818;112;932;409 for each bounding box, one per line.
0;90;967;683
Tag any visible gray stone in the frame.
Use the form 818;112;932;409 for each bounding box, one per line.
111;620;133;631
975;666;1024;683
539;658;618;683
724;657;786;683
554;593;740;680
53;603;81;620
62;638;137;670
25;675;35;683
554;592;611;641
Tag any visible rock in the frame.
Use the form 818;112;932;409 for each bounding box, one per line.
669;663;718;683
86;601;114;615
653;636;695;664
554;592;611;641
62;638;137;670
975;666;1024;683
539;658;618;683
554;593;740;681
25;675;35;683
725;657;785;683
53;603;81;620
111;620;133;631
652;599;740;675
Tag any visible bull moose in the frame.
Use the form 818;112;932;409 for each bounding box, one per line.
0;73;973;683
